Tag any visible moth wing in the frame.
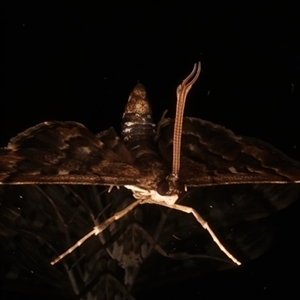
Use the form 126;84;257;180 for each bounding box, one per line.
0;122;141;186
157;117;300;186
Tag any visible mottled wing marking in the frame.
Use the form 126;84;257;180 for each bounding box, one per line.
157;117;300;185
0;121;142;186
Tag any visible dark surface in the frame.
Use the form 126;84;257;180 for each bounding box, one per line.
1;1;300;299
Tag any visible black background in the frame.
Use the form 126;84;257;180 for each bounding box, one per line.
1;1;300;299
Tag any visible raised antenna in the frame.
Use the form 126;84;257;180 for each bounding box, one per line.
171;62;201;179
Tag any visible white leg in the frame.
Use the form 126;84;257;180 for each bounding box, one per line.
51;199;141;265
141;199;241;265
51;197;241;266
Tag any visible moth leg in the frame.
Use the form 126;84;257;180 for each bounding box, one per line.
141;199;241;266
51;199;141;265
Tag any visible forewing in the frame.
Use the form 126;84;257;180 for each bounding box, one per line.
157;117;300;186
0;122;141;186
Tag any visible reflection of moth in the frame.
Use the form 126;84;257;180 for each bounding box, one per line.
1;63;299;299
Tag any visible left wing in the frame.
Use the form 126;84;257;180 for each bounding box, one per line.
0;121;143;187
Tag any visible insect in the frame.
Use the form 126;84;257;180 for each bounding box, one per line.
0;62;299;299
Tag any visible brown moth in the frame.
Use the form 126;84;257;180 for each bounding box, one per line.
0;63;299;299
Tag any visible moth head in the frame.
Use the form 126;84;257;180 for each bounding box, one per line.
157;174;185;197
125;185;179;205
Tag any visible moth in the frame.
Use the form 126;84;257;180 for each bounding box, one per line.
0;62;299;299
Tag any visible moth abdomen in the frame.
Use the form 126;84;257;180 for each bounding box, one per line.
122;83;155;145
122;83;167;183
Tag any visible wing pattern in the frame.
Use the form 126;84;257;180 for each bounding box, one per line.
0;63;299;299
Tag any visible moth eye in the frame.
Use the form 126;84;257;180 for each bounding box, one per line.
156;180;169;196
157;178;185;196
